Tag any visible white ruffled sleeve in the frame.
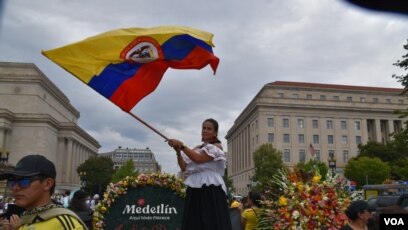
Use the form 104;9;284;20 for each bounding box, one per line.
201;144;226;161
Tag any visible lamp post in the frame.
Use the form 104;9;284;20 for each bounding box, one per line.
0;150;10;197
79;171;87;189
0;150;9;164
328;156;336;175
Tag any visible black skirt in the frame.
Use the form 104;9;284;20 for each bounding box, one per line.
182;185;233;230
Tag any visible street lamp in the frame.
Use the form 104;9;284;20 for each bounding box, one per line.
0;150;9;164
79;171;87;189
328;156;336;175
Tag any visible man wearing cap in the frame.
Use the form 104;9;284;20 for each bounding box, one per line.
0;154;87;230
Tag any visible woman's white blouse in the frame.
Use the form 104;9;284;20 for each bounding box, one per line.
181;143;227;194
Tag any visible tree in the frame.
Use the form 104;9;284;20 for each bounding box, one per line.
358;141;401;162
77;155;115;195
111;159;138;183
344;156;391;188
392;39;408;147
393;39;408;95
253;143;284;191
392;157;408;180
223;174;235;197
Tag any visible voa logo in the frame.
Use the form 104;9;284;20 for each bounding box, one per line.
384;218;405;226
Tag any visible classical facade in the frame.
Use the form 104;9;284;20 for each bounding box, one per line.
101;146;161;173
225;81;408;195
0;62;100;193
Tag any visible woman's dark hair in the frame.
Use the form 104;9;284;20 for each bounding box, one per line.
345;200;370;220
69;190;90;212
248;191;262;207
203;118;221;144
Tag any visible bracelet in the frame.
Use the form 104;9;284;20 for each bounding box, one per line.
176;152;181;157
180;143;186;150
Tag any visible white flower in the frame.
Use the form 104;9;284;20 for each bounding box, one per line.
292;210;300;219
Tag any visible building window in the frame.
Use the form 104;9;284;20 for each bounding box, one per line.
341;120;347;129
255;120;258;129
256;135;258;144
306;94;312;99
354;121;361;130
320;95;326;100
268;133;274;142
298;119;304;128
315;150;321;162
342;135;348;144
313;135;319;144
373;98;378;103
299;149;306;162
283;149;290;162
360;97;366;102
329;150;335;158
298;134;305;144
267;118;274;127
356;136;362;145
293;93;299;99
312;119;319;128
278;93;284;98
343;150;349;163
347;96;352;102
327;120;333;129
328;135;334;144
398;99;404;104
333;96;339;101
283;118;289;128
386;98;391;104
283;134;290;143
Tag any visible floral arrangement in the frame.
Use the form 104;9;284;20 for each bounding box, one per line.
257;167;351;230
93;173;186;230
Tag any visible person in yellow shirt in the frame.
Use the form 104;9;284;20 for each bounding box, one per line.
241;191;261;230
0;154;87;230
230;197;241;209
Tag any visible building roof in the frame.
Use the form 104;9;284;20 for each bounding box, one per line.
269;81;403;93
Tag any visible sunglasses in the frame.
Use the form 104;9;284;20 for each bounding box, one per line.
6;177;44;189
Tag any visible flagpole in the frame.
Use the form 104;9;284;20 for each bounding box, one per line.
128;112;169;141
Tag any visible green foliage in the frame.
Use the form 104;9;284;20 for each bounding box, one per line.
358;141;401;162
392;157;408;180
77;155;115;194
223;174;235;196
391;38;408;157
357;141;408;180
392;39;408;95
295;160;329;180
111;159;138;183
344;157;391;188
253;143;284;191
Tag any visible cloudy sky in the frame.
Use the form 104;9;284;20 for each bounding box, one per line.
0;0;407;174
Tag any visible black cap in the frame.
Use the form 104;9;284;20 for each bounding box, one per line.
0;154;56;180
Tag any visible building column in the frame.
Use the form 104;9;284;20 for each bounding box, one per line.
375;119;382;143
389;120;395;139
65;138;73;183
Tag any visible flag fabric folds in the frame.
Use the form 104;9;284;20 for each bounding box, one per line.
308;144;316;158
42;26;219;112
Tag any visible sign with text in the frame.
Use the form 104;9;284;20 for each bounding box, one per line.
104;186;184;230
380;214;408;230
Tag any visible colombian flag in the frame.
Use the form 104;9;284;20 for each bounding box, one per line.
42;26;219;112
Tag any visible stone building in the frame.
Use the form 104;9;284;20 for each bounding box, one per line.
225;81;408;195
0;62;100;193
101;146;161;173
